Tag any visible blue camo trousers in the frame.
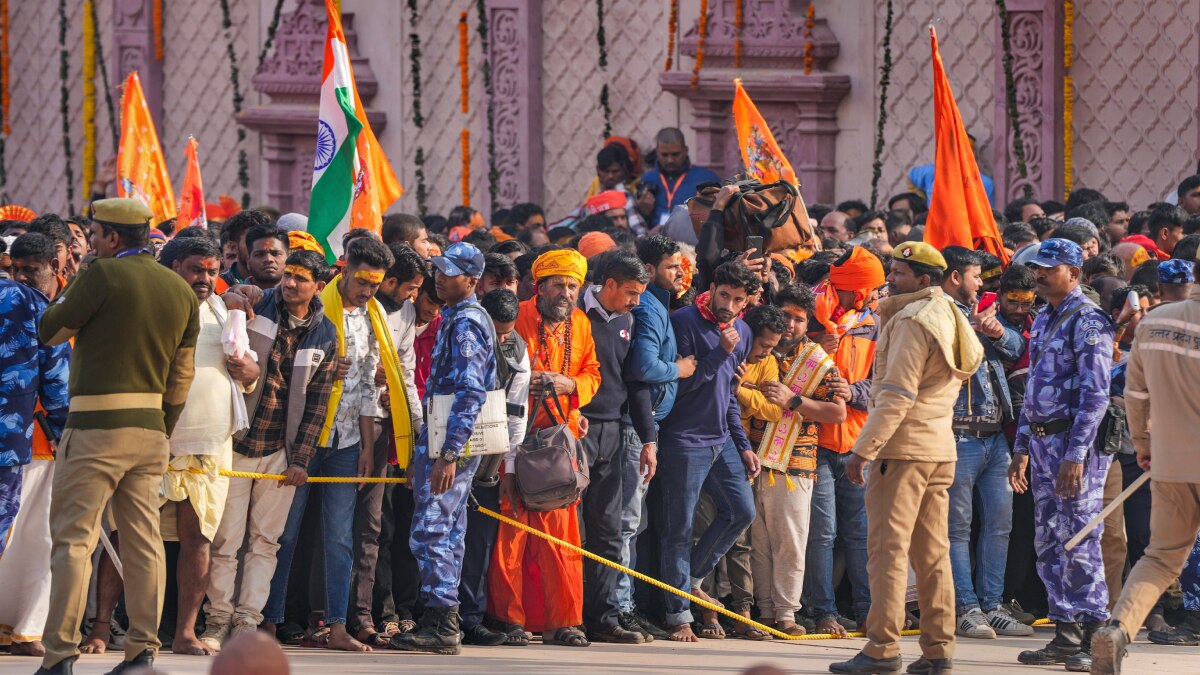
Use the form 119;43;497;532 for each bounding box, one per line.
410;450;481;608
1030;438;1111;623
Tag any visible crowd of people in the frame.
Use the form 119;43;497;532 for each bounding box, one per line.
1;127;1199;675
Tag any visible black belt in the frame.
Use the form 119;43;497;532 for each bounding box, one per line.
1029;419;1072;437
953;423;1003;438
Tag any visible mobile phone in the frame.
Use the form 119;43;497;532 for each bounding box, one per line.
746;235;764;259
977;291;997;312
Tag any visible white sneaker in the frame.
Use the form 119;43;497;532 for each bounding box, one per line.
956;608;997;639
231;618;259;638
199;621;230;652
986;605;1035;636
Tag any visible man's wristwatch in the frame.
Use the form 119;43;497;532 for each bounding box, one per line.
788;395;804;411
439;448;459;463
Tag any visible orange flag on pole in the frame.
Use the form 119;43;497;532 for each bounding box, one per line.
732;79;797;186
116;71;176;224
177;136;207;229
924;28;1009;264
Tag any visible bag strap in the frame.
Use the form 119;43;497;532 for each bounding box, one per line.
1031;303;1090;367
441;302;503;391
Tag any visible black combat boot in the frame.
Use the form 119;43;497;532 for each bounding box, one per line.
389;606;463;655
1017;622;1082;665
1090;620;1130;675
104;649;154;675
1063;620;1101;671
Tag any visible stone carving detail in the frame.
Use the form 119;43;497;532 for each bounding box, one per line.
486;0;542;208
111;0;162;127
684;0;839;70
1001;11;1047;202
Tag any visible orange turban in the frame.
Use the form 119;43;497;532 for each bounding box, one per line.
532;249;588;285
288;230;325;255
813;248;886;334
578;231;617;259
584;190;626;216
769;253;795;277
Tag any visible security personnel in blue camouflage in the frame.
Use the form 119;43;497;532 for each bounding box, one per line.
391;242;497;656
1006;239;1114;671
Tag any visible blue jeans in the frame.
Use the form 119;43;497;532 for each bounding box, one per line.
263;444;360;625
658;438;755;626
615;426;648;613
948;432;1013;613
804;447;870;623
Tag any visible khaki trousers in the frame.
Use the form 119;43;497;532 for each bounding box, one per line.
1101;459;1127;607
750;473;813;622
862;459;956;661
205;450;296;626
43;427;170;668
1112;481;1200;634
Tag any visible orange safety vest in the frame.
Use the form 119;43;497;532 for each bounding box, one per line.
816;309;877;454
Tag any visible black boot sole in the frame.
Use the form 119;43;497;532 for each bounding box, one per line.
1091;632;1126;675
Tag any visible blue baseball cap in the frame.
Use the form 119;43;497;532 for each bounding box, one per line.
1025;238;1083;269
430;242;485;279
1158;258;1195;284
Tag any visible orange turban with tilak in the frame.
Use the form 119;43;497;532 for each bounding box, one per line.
813;247;886;334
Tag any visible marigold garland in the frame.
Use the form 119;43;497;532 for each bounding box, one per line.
83;0;97;200
56;0;75;213
152;0;163;61
1063;0;1074;198
664;0;678;71
803;4;815;75
734;0;744;68
461;128;471;207
458;12;469;115
691;0;708;88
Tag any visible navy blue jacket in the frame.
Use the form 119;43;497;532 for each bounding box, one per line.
659;305;752;451
628;284;679;421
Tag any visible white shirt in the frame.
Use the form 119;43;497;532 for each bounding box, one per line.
331;304;383;448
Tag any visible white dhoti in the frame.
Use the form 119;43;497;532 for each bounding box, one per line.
0;459;54;644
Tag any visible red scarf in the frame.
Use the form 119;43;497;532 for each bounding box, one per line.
695;291;733;329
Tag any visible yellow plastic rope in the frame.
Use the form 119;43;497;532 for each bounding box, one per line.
212;469;407;484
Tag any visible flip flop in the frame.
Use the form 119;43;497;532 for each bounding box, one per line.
543;627;591;647
694;621;726;639
730;625;772;641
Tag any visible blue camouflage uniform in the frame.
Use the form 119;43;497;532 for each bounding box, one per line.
0;280;70;555
409;276;498;607
1013;281;1114;624
1181;534;1200;612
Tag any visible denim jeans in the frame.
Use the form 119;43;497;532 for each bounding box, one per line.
263;443;360;625
804;447;871;623
615;426;649;614
948;432;1013;613
658;438;755;626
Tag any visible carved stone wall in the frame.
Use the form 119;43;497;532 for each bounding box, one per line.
488;0;542;208
873;0;997;205
993;1;1063;204
1070;0;1198;206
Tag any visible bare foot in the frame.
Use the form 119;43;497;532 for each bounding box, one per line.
816;617;850;638
1145;613;1173;633
80;622;111;654
172;634;215;656
10;640;46;657
326;626;372;652
689;586;722;610
667;623;699;643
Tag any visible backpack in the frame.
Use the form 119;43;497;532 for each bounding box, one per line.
513;388;590;511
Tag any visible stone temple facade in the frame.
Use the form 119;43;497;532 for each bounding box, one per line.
4;0;1198;220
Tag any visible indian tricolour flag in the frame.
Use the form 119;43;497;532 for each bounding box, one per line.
309;0;364;262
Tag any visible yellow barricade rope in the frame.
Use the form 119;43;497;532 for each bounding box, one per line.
207;470;1051;641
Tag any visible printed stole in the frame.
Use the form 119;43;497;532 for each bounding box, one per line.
755;341;835;479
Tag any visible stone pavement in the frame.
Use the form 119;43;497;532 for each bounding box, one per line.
1;627;1197;674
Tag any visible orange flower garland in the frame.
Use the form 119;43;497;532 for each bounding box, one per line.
461;129;471;207
803;4;815;75
458;12;469;114
664;0;678;71
152;0;162;61
734;0;744;68
82;0;96;198
691;0;708;88
1;0;9;135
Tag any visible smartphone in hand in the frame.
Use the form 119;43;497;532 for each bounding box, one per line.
746;235;764;259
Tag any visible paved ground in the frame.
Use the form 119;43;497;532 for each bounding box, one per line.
1;627;1197;674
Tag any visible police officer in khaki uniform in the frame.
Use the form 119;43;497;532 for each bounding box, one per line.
830;242;983;675
36;199;200;675
1091;267;1200;674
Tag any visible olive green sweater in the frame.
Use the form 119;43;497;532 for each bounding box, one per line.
40;252;200;434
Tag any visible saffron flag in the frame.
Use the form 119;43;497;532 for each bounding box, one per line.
309;0;401;262
177;136;207;229
732;79;798;186
924;28;1009;264
116;71;176;224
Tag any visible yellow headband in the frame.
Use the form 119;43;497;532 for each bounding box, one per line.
1004;290;1035;303
1129;247;1150;268
981;267;1002;280
284;264;313;281
354;270;385;284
